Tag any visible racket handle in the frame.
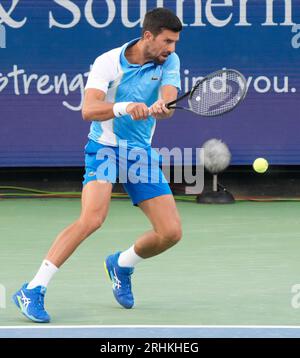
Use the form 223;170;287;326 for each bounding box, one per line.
166;100;176;109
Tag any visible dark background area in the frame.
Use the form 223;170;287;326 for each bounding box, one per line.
1;166;299;198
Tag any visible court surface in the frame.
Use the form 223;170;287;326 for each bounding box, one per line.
1;199;300;337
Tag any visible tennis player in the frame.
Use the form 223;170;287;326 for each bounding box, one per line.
13;8;183;322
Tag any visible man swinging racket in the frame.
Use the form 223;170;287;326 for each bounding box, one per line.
13;7;183;322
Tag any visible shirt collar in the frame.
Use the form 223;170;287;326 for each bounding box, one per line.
120;38;155;69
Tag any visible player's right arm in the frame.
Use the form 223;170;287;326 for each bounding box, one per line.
82;53;148;121
82;88;114;121
82;89;149;121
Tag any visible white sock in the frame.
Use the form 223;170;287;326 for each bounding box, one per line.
118;246;143;268
27;260;59;289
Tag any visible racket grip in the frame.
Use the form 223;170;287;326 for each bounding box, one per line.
166;100;176;109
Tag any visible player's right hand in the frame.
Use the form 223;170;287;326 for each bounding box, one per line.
126;103;149;120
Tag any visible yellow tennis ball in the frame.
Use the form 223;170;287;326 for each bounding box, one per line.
253;158;268;173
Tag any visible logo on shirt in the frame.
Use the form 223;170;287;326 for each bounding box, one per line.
166;70;179;75
151;76;161;81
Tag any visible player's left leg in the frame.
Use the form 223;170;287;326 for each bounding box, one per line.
104;194;182;309
104;146;182;308
134;193;182;257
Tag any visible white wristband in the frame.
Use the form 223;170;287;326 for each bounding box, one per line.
113;102;132;117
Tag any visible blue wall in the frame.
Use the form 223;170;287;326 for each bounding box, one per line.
0;0;300;166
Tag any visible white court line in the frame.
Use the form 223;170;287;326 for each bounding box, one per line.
1;325;300;329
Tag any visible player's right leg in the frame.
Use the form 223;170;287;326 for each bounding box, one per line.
46;180;112;268
12;180;112;323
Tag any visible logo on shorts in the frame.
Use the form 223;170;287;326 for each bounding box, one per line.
88;171;96;177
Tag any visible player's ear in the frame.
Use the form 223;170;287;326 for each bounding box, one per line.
143;31;154;41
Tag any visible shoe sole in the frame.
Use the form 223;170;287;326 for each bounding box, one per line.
104;260;111;282
12;293;50;323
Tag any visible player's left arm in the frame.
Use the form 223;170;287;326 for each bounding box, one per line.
149;85;178;120
149;53;181;120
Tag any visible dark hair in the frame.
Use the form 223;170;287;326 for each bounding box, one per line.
142;8;182;37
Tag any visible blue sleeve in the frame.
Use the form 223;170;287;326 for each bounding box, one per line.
161;53;181;91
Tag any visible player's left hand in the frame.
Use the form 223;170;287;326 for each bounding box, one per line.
149;99;172;119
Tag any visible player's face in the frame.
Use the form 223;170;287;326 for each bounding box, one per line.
144;29;180;64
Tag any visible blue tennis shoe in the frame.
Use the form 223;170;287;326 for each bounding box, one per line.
104;252;134;309
12;283;50;323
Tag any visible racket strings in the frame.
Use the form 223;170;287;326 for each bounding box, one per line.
190;71;246;116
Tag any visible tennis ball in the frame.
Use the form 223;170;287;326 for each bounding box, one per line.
253;158;268;173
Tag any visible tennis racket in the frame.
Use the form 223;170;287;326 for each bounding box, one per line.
166;69;248;117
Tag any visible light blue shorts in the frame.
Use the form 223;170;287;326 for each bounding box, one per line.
82;140;172;206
